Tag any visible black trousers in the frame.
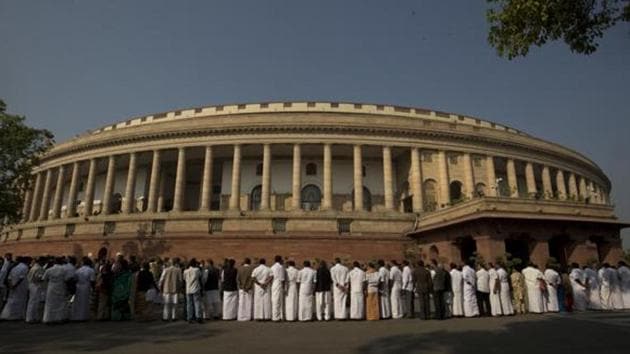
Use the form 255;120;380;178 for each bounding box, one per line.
476;291;491;316
433;290;446;320
402;290;414;318
417;291;431;320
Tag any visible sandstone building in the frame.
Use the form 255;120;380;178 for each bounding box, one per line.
2;101;626;266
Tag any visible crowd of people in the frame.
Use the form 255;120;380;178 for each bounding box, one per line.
0;252;629;324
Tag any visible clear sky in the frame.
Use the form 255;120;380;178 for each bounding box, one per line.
1;0;628;247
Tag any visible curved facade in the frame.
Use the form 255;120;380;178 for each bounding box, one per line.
2;102;625;265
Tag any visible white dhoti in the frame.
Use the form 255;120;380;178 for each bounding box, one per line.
70;283;92;321
285;284;298;321
611;286;624;310
452;287;464;316
25;283;45;323
333;286;348;319
42;284;68;323
499;283;514;315
253;284;271;320
572;287;587;311
463;283;479;317
587;288;602;310
546;286;559;312
380;290;391;319
162;293;179;321
315;291;332;321
390;285;402;319
350;292;364;320
299;293;314;321
489;291;502;316
222;291;238;320
237;289;253;321
0;282;28;320
271;281;284;321
204;290;221;319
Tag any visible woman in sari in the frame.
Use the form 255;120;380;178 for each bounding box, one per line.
365;262;381;321
510;268;526;314
111;259;134;321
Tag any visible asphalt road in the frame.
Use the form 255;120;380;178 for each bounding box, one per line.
1;311;629;354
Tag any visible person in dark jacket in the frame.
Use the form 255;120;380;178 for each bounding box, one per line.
221;259;238;320
315;260;333;321
413;260;433;320
432;261;451;320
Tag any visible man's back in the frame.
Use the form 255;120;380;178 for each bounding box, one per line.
414;267;433;293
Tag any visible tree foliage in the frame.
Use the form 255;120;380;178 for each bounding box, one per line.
487;0;630;59
0;99;54;226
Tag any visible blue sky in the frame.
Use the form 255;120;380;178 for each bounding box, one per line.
1;0;628;246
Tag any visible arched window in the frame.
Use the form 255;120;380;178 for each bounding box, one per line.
255;163;263;176
475;183;486;198
352;186;372;211
422;179;438;211
250;185;262;211
301;184;321;210
449;181;463;204
305;163;317;176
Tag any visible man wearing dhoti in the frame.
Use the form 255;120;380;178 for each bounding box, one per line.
284;261;299;321
496;263;514;315
389;260;403;319
0;256;29;320
488;263;502;316
462;261;479;317
330;258;349;320
570;263;588;311
348;261;366;320
70;257;96;321
617;261;630;309
26;257;46;323
609;265;625;309
297;260;316;321
584;264;601;310
42;257;73;323
522;263;546;313
237;258;254;321
221;259;239;320
159;258;183;321
377;260;391;319
599;263;613;310
251;258;273;321
0;253;13;311
544;264;561;312
450;263;464;317
270;256;286;322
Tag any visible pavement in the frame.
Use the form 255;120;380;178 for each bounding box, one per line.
1;311;629;354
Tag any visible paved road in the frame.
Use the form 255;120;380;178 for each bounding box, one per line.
1;311;629;354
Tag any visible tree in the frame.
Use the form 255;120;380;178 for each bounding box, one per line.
0;99;54;226
486;0;630;59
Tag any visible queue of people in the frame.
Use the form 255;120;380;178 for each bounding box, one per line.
0;252;629;324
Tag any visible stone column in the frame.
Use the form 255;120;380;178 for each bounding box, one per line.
260;144;271;210
353;145;363;211
382;146;394;211
28;172;42;221
410;148;423;212
172;147;186;212
157;170;166;212
51;165;65;219
593;184;601;204
102;156;116;215
541;166;553;199
199;146;213;211
578;176;587;200
463;153;474;198
229;144;242;211
506;158;518;198
525;162;536;196
486;156;497;197
21;188;32;222
122;152;137;214
568;173;578;199
322;144;333;210
555;170;567;200
437;150;449;207
65;162;80;218
475;236;506;264
147;150;161;213
291;144;302;210
84;159;97;216
587;181;595;203
38;169;53;221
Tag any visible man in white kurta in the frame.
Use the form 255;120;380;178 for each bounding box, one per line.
377;260;391;319
70;258;96;321
599;264;613;310
570;264;588;311
26;258;46;323
270;256;286;321
496;264;514;315
462;263;479;317
330;258;349;320
0;257;29;320
402;260;414;318
522;264;545;313
488;264;502;316
251;259;273;321
584;265;601;310
389;261;403;319
618;261;630;309
450;264;464;317
544;266;561;312
285;261;299;321
43;258;73;323
297;261;316;321
0;253;13;311
348;262;366;320
609;266;624;310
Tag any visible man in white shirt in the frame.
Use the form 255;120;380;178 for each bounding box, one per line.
183;259;203;323
476;264;490;316
569;263;587;311
330;258;349;320
270;256;286;321
251;258;273;321
522;263;545;313
285;261;299;321
297;260;316;321
617;261;630;309
348;261;366;320
401;260;414;318
462;261;479;317
377;260;391;319
389;260;403;319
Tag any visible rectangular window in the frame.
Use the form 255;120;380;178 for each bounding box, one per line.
36;227;45;239
103;221;116;236
337;219;352;234
208;219;223;234
65;224;76;238
272;218;287;233
151;219;166;236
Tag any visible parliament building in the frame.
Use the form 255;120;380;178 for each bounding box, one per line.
2;102;626;266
